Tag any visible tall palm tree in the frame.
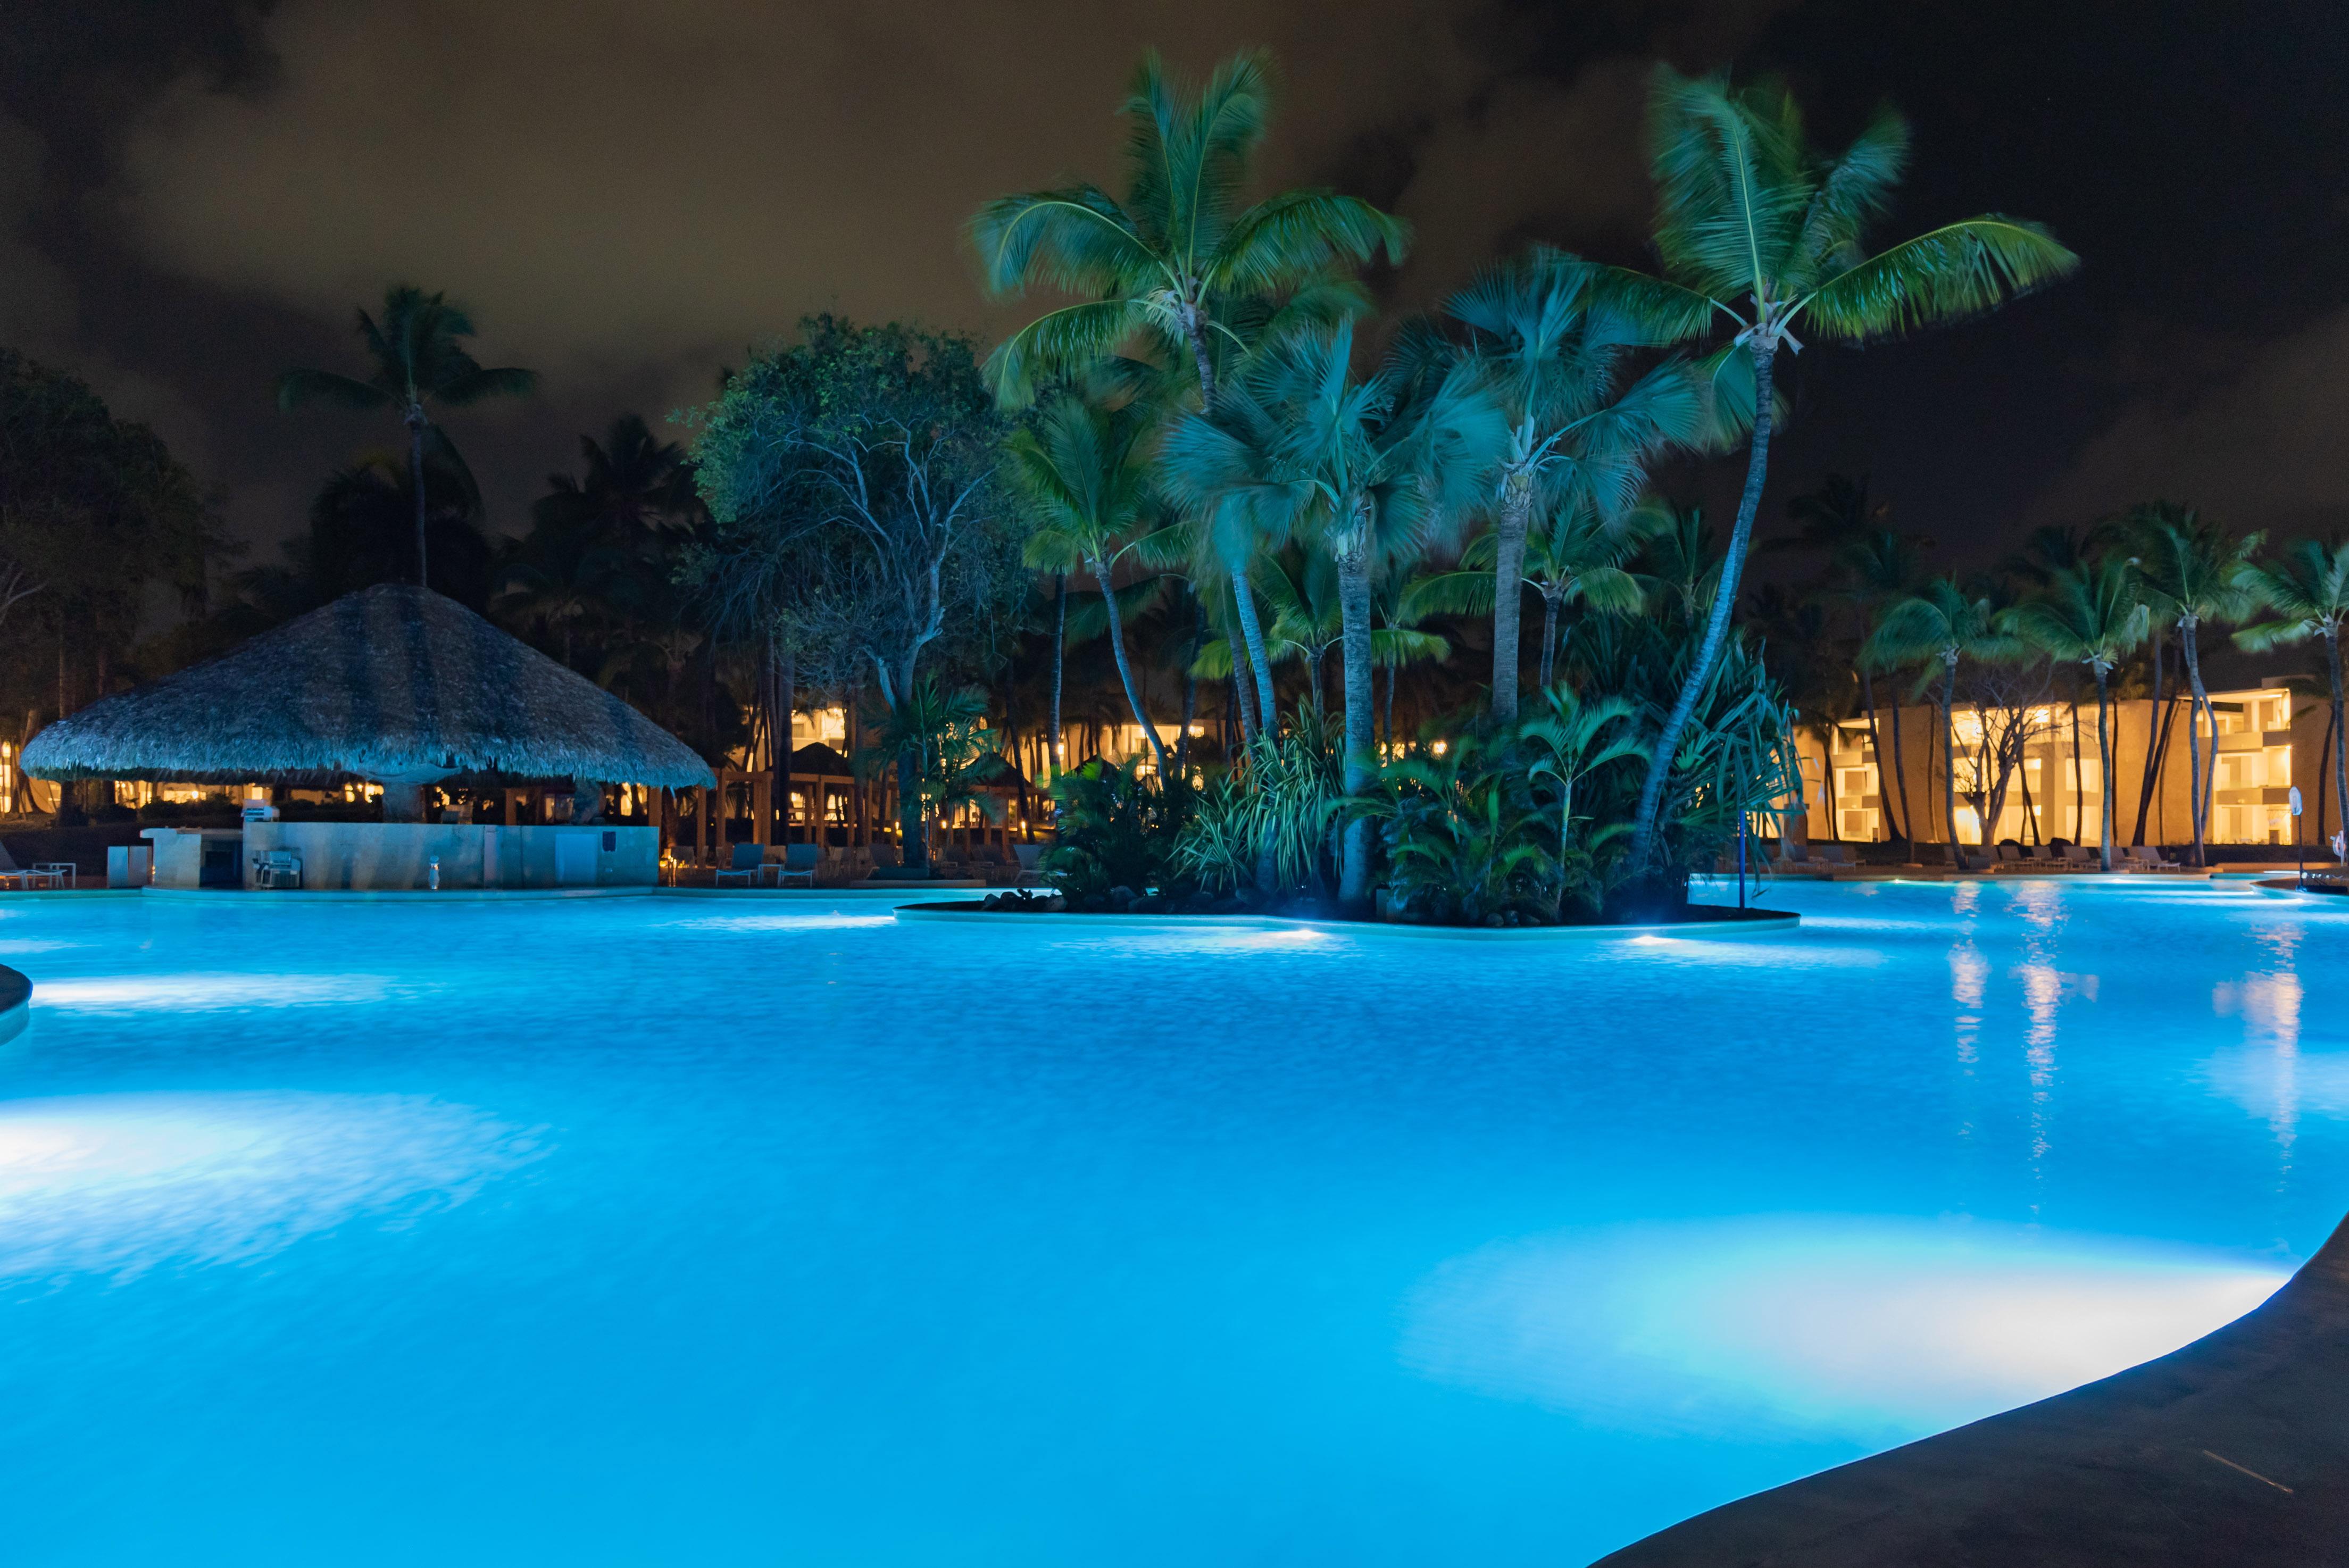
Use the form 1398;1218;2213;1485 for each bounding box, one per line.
1161;323;1498;906
277;285;537;588
1424;248;1709;720
2006;561;2151;871
2128;503;2262;866
972;50;1407;735
1006;390;1172;774
1868;578;2011;857
1597;68;2078;871
2235;536;2349;843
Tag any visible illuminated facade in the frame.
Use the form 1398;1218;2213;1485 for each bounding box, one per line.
1793;682;2329;848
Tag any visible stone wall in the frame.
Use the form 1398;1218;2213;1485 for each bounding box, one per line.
239;822;659;890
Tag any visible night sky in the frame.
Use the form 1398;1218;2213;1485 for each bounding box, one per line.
6;1;2346;573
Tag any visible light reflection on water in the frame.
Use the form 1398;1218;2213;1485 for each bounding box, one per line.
0;880;2339;1567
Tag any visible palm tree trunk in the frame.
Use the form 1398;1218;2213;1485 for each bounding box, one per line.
1048;572;1066;782
2132;626;2167;844
406;405;430;589
1537;591;1561;690
2180;615;2210;866
2330;629;2348;849
1860;666;1902;843
1888;696;1915;856
1631;339;1775;871
778;645;795;843
2069;675;2084;843
1336;536;1376;911
1940;656;1959;861
1383;661;1396;756
2096;665;2115;872
1306;650;1325;714
1230;564;1279;739
1093;557;1170;775
1174;586;1202;775
1489;477;1533;722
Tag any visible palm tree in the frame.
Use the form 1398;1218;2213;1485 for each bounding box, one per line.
1161;323;1498;906
1868;578;2011;857
1403;499;1649;690
2235;536;2349;843
1424;248;1709;721
2006;561;2150;871
1840;526;1928;848
1520;686;1646;860
2128;503;2262;865
277;285;537;588
972;50;1407;736
1597;68;2078;871
1006;391;1172;775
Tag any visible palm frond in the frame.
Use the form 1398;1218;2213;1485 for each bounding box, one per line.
984;298;1158;408
969;188;1161;298
434;364;538;406
1647;68;1810;299
1794;218;2080;342
1214;190;1409;295
276;367;390;413
1793;105;1910;283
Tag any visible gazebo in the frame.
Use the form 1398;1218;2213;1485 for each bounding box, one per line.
21;583;714;890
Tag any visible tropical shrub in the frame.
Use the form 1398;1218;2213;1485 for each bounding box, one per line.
1043;758;1193;903
1355;737;1564;924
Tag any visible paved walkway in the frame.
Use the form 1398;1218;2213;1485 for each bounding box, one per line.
1595;1213;2349;1567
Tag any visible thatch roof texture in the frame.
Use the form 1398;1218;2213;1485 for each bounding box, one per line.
23;583;715;789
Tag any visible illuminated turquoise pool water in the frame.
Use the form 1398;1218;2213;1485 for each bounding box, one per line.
1;880;2342;1564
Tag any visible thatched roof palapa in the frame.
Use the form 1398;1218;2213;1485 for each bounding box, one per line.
23;583;715;790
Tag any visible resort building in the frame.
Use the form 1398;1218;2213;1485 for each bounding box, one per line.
1790;680;2335;849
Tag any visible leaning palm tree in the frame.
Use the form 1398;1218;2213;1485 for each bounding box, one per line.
2006;561;2150;871
1006;390;1172;775
1868;578;2012;858
1596;68;2079;871
2235;536;2349;843
1161;323;1499;906
2128;503;2262;866
277;285;537;588
1422;247;1710;720
972;49;1407;734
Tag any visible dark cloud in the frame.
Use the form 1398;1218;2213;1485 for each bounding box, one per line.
6;0;2348;571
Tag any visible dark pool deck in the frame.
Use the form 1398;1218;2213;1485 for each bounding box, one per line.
1596;1212;2349;1567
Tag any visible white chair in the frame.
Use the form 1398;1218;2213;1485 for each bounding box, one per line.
251;849;303;889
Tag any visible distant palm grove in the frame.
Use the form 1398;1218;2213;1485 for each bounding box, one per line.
29;50;2346;918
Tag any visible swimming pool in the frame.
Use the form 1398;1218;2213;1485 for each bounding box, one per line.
1;879;2340;1564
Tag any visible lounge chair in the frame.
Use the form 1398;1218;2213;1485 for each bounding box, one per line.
1014;843;1045;887
0;843;35;890
713;843;767;886
1813;843;1854;866
2062;843;2094;865
774;843;819;887
869;842;902;874
251;848;303;889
